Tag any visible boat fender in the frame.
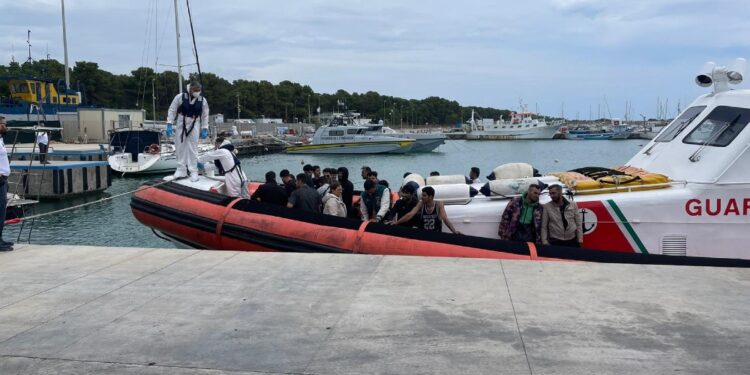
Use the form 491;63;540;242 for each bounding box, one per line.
402;173;425;188
483;177;542;197
428;184;472;205
426;175;467;186
490;163;535;180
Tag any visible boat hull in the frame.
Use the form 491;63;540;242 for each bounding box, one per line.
130;180;750;267
286;140;414;154
109;152;178;174
408;136;445;152
465;125;561;140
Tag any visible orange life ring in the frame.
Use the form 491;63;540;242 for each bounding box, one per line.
148;144;160;154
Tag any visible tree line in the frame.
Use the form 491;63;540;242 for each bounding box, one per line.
0;59;519;126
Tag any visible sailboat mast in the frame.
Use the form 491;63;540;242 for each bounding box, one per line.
61;0;70;90
173;0;183;93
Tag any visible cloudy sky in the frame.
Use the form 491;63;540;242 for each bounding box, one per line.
1;0;748;119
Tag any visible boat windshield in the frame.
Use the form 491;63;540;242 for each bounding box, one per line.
655;106;706;143
682;106;750;147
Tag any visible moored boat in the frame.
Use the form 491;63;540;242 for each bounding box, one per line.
286;121;415;154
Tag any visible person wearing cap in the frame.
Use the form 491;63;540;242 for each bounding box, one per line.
360;179;390;223
197;137;247;197
0;116;13;251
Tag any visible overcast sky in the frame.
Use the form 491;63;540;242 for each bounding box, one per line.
1;0;748;119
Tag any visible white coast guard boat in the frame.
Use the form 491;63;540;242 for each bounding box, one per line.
286;115;414;154
364;122;445;152
441;58;750;259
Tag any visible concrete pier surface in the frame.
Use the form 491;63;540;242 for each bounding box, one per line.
0;245;748;374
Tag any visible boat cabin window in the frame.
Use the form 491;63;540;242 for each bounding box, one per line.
13;84;30;93
682;106;750;147
655;106;706;142
328;130;344;136
347;129;358;135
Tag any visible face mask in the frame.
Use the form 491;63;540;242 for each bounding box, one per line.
192;91;200;99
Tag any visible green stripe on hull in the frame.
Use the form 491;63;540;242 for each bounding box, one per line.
607;199;649;254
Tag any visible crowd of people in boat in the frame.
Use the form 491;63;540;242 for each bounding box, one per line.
239;159;583;247
197;137;582;247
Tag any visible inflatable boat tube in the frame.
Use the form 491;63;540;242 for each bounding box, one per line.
426;175;467;185
486;177;541;197
430;184;472;205
492;163;534;180
403;173;426;187
130;180;750;268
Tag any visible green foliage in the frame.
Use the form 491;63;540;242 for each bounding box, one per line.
0;59;514;125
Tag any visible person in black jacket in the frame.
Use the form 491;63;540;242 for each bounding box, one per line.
337;166;354;218
251;171;288;206
383;183;419;227
279;169;296;197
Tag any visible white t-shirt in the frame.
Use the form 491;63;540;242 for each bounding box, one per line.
36;132;48;145
0;138;10;177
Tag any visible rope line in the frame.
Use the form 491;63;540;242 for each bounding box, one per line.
13;179;176;223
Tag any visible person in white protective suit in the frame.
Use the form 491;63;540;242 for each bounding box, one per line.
164;82;210;182
198;137;248;198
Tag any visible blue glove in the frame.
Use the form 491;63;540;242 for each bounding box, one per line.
165;123;174;137
197;162;205;170
200;129;209;139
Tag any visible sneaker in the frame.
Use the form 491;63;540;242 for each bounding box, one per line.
0;245;13;252
189;172;200;182
163;175;176;182
1;240;14;247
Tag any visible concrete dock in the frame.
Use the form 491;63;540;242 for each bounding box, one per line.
0;245;748;374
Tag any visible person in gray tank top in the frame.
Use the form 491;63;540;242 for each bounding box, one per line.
392;186;461;235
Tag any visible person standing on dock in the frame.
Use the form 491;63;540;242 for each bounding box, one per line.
165;82;209;182
498;184;543;243
36;127;49;164
541;185;583;247
0;116;13;251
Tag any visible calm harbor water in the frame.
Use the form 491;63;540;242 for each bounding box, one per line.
7;139;646;248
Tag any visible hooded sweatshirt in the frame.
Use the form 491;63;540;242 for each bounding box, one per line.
322;192;347;217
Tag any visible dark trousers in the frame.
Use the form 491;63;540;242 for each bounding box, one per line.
0;176;7;239
550;238;581;248
38;143;48;163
